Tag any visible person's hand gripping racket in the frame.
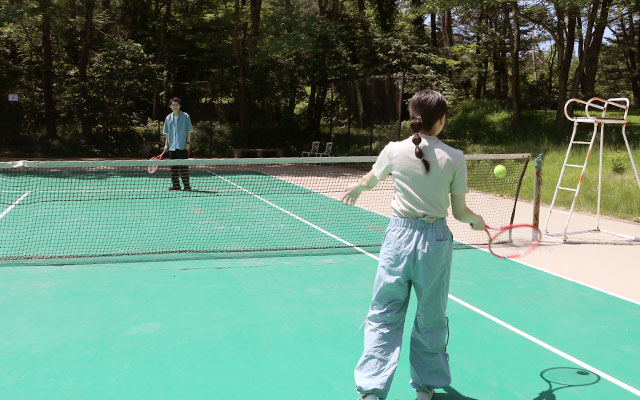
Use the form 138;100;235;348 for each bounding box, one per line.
147;150;166;174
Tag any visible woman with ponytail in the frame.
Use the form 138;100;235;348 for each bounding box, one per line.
342;89;485;400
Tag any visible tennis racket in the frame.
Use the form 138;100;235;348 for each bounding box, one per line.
147;150;166;174
534;367;600;399
485;223;542;259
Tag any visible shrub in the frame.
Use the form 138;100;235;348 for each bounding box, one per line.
445;99;511;144
133;119;164;141
192;121;234;157
609;151;627;174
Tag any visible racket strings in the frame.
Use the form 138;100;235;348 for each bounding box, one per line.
489;225;541;258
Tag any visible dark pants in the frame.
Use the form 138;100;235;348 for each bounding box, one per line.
170;149;190;189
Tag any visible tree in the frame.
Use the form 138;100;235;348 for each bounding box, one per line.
518;1;579;124
569;0;613;99
39;0;57;140
79;0;95;140
510;1;521;123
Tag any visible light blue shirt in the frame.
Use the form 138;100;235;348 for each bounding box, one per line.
163;111;193;150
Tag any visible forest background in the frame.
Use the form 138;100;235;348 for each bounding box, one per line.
1;0;640;159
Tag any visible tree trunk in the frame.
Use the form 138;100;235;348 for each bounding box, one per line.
79;0;95;140
232;0;251;141
152;0;171;120
249;0;262;55
583;0;612;98
491;15;503;98
627;13;640;106
396;70;405;140
531;30;537;82
500;6;510;97
474;6;487;99
307;80;317;134
510;2;521;124
313;83;327;137
355;80;365;127
285;76;296;126
430;14;438;47
554;4;578;125
40;0;57;140
441;10;453;48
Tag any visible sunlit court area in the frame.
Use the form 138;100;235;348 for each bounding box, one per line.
2;0;640;399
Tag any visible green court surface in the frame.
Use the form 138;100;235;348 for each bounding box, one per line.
1;165;639;399
1;249;639;400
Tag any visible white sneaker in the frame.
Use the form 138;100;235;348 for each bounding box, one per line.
359;395;377;400
416;390;434;400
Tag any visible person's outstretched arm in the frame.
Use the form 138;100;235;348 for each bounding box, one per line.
341;170;380;206
451;193;485;230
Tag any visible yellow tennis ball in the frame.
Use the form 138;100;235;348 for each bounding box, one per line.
494;164;506;178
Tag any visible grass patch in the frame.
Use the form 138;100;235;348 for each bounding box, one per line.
519;146;640;222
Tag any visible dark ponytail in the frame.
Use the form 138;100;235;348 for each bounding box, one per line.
408;90;447;174
412;133;430;173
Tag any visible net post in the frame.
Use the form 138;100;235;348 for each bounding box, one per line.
533;153;544;229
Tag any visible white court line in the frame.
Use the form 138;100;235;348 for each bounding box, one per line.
0;192;31;220
210;171;640;398
506;253;640;307
208;171;378;261
451;295;640;397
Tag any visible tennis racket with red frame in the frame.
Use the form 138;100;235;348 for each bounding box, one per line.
147;150;166;174
485;223;542;259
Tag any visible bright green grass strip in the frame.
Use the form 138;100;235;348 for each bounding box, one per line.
449;143;640;222
517;146;640;222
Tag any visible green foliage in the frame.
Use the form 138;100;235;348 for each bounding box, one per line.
445;99;511;143
85;39;158;156
192;121;234;158
1;0;639;158
609;151;627;175
133;119;164;142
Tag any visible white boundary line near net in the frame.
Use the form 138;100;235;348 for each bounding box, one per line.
207;170;639;397
0;192;31;220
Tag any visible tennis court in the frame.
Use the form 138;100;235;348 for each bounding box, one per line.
1;157;638;399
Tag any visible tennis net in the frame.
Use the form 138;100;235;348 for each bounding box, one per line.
0;155;530;261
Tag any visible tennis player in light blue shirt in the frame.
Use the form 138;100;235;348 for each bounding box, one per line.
163;97;193;190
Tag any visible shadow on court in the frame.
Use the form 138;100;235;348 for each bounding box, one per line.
531;367;600;400
434;386;479;399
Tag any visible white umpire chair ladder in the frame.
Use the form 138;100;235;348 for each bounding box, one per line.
543;97;640;244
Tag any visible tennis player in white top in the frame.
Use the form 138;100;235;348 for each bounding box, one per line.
342;89;485;400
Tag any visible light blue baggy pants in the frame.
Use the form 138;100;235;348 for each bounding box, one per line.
355;217;453;399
